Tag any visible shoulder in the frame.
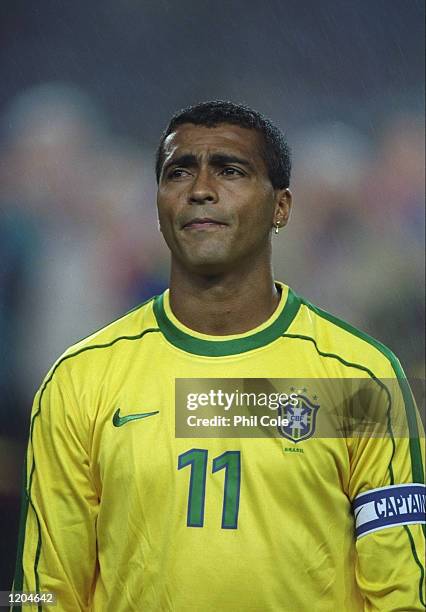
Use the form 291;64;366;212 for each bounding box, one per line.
45;296;161;380
289;289;404;379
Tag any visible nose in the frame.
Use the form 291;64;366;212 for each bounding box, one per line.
188;169;218;205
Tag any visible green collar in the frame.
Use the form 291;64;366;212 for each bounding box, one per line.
153;284;301;357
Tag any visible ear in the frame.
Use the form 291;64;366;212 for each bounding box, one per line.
273;188;292;229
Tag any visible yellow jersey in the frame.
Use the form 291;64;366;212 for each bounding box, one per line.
13;283;425;611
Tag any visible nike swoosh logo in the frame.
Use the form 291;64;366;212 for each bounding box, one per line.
112;408;159;427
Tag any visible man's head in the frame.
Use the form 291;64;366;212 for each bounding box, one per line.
156;100;291;189
156;100;292;276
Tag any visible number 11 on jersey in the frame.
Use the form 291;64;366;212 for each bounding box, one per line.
178;449;241;529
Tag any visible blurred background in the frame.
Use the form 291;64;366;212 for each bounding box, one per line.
0;0;424;589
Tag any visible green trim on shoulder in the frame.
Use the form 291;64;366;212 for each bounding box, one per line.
72;296;155;347
282;332;396;486
153;288;301;357
301;298;424;486
13;326;160;601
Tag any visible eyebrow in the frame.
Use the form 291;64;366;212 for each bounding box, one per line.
163;152;254;174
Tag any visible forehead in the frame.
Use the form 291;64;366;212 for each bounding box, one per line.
162;123;266;167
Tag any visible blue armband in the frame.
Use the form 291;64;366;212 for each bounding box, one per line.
353;483;426;539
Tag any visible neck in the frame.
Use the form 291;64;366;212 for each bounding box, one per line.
168;255;280;336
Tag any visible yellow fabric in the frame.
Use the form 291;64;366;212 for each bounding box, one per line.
14;283;425;611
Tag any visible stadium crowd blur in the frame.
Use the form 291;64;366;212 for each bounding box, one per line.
0;83;424;586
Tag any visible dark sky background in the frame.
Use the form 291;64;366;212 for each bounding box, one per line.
1;0;424;143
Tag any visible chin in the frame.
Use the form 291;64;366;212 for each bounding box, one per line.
183;253;232;276
182;243;227;262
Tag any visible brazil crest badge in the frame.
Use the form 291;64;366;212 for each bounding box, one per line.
278;393;320;443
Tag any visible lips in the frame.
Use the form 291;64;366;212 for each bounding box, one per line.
182;217;227;229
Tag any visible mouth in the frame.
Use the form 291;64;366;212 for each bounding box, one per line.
182;217;228;230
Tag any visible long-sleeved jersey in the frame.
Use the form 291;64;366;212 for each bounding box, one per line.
13;282;425;611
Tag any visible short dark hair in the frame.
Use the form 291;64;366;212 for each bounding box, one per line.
155;100;291;189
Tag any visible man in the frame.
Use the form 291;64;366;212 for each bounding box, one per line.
13;101;425;610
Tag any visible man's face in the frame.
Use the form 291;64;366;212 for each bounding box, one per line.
157;123;287;274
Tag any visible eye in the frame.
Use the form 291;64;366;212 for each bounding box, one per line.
167;168;191;179
220;167;244;177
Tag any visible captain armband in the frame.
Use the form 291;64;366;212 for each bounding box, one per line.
353;483;426;539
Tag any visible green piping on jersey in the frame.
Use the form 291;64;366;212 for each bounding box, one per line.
404;525;426;607
13;327;161;607
283;331;425;608
71;296;155;347
301;298;424;487
13;454;28;599
282;332;396;486
153;288;301;356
